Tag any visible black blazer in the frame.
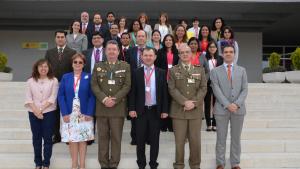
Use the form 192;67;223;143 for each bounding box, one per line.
82;48;107;73
44;46;76;81
155;48;180;72
85;23;109;49
80;22;92;49
129;67;168;117
104;36;122;48
125;47;139;73
118;47;129;61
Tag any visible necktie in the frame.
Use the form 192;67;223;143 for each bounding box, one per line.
58;48;63;60
82;23;87;34
227;64;232;84
122;48;126;61
137;48;143;68
95;49;100;63
145;67;152;106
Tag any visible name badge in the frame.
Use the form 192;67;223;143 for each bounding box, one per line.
108;80;115;85
168;64;173;69
188;78;195;83
145;87;151;92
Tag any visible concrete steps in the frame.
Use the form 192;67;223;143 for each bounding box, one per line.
0;82;300;169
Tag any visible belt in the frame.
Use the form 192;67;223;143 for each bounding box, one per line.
144;105;157;110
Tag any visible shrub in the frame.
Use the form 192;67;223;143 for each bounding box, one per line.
0;52;8;72
263;52;286;73
269;52;281;69
0;52;12;73
263;66;286;73
290;47;300;70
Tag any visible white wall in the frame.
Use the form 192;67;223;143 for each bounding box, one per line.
0;31;262;82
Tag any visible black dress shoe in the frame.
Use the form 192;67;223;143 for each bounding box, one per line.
206;126;213;132
130;140;137;145
212;126;217;132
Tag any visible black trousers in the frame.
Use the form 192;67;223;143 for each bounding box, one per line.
130;118;136;142
136;106;160;168
52;103;61;142
204;85;216;127
160;94;173;132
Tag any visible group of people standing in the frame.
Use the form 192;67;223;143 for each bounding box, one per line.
24;11;247;169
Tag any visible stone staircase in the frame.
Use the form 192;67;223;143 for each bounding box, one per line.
0;82;299;169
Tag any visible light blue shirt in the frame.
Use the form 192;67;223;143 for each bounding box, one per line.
144;65;157;106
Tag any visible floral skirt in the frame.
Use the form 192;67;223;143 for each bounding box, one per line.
61;98;94;142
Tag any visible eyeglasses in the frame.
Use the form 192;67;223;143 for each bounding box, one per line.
73;61;83;64
179;51;191;55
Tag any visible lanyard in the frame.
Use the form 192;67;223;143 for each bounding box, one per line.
144;67;155;85
73;75;81;92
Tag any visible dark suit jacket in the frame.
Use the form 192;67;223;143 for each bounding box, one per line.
125;46;151;73
44;46;76;81
118;47;129;61
82;48;107;73
155;48;180;73
125;47;140;73
104;35;122;48
129;67;168;117
80;22;92;49
85;23;109;49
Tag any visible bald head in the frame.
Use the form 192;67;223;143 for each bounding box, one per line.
136;30;147;47
178;44;192;64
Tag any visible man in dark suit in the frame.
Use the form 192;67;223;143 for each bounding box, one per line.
80;11;90;35
85;13;109;49
105;11;116;29
104;23;122;48
45;30;76;144
125;30;148;145
80;11;92;49
129;47;168;169
119;32;131;61
83;31;106;74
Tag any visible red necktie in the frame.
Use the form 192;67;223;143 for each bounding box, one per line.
82;23;87;34
227;64;232;84
122;48;126;61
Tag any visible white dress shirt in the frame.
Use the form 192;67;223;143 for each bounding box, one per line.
91;47;103;74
